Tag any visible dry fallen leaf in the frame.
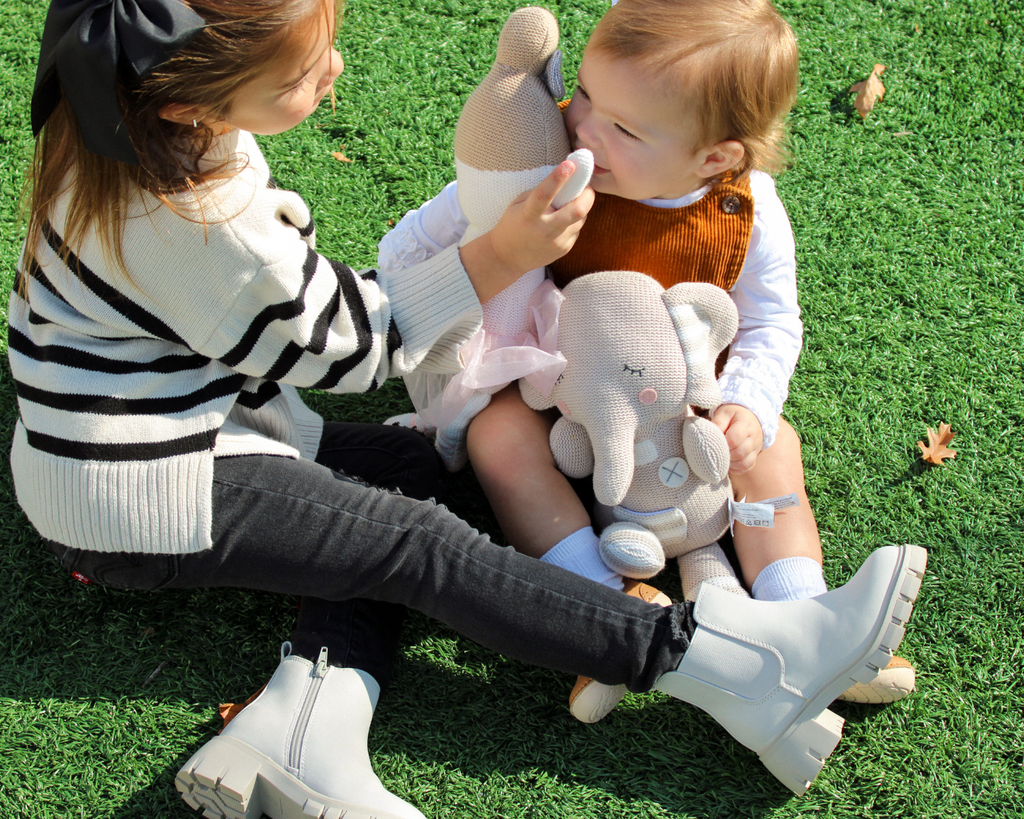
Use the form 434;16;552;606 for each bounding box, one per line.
917;422;956;465
849;63;886;118
331;151;352;163
218;684;266;732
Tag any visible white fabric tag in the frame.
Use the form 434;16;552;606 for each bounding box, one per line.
729;493;800;532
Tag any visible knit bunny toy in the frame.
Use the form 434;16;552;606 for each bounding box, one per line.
381;6;593;470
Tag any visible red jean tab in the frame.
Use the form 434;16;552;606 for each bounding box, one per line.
71;571;93;585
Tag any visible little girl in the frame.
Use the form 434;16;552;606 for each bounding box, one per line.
10;0;924;815
382;0;915;712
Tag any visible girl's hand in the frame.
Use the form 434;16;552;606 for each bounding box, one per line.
712;403;764;475
459;161;595;303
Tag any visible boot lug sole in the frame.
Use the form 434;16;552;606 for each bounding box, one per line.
758;543;928;795
176;735;414;819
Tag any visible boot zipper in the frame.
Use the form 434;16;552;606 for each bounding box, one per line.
288;646;329;774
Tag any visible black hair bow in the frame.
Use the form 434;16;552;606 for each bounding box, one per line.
31;0;205;165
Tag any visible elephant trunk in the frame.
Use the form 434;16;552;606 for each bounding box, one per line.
591;432;637;508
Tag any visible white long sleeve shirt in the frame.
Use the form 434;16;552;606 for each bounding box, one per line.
378;170;802;446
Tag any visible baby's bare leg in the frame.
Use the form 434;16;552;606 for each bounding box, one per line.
730;418;823;590
467;384;591;558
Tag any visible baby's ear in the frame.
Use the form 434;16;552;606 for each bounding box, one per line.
697;140;745;178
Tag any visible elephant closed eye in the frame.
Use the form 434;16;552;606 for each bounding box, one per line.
623;364;645;377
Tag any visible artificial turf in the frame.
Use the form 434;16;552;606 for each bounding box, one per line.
1;0;1021;817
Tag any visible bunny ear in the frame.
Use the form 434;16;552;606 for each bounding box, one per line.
662;283;738;410
544;49;565;98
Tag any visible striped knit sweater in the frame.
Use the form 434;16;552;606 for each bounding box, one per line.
8;129;482;555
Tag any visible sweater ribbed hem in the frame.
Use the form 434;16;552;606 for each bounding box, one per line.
11;422;213;554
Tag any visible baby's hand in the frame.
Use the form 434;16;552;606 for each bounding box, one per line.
712;404;764;475
461;161;594;302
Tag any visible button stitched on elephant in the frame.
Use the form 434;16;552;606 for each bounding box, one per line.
659;457;690;488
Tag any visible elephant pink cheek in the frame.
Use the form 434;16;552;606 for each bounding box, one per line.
557;399;571;416
639;388;658;405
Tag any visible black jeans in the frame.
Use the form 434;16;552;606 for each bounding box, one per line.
50;422;695;693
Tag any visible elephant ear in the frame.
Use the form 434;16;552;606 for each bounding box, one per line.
661;282;739;410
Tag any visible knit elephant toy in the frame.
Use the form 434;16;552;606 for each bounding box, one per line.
520;270;747;602
382;5;593;470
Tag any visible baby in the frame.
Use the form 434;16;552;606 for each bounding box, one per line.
381;0;915;708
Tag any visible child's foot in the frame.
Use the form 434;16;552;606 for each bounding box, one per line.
837;655;916;704
569;580;672;723
655;544;926;794
176;644;424;819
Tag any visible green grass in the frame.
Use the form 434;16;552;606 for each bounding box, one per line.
1;0;1022;817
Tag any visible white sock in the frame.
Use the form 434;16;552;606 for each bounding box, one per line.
751;556;827;602
541;526;624;591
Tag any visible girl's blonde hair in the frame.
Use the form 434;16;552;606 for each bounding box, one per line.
21;0;341;288
589;0;798;180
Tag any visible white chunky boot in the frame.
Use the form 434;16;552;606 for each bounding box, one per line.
176;644;425;819
655;544;926;795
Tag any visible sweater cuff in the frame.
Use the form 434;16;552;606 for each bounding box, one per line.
385;244;482;374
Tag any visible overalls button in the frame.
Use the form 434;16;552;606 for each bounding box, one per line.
721;195;741;214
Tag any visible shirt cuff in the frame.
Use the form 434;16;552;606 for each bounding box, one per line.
718;357;789;448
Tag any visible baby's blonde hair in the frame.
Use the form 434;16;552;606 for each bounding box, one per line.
589;0;798;179
21;0;341;289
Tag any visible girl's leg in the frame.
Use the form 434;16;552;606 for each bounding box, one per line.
190;449;688;688
51;445;925;796
729;418;823;592
188;462;926;798
466;384;590;557
48;432;685;687
288;421;444;691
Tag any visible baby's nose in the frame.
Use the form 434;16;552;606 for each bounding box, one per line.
574;119;597;150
